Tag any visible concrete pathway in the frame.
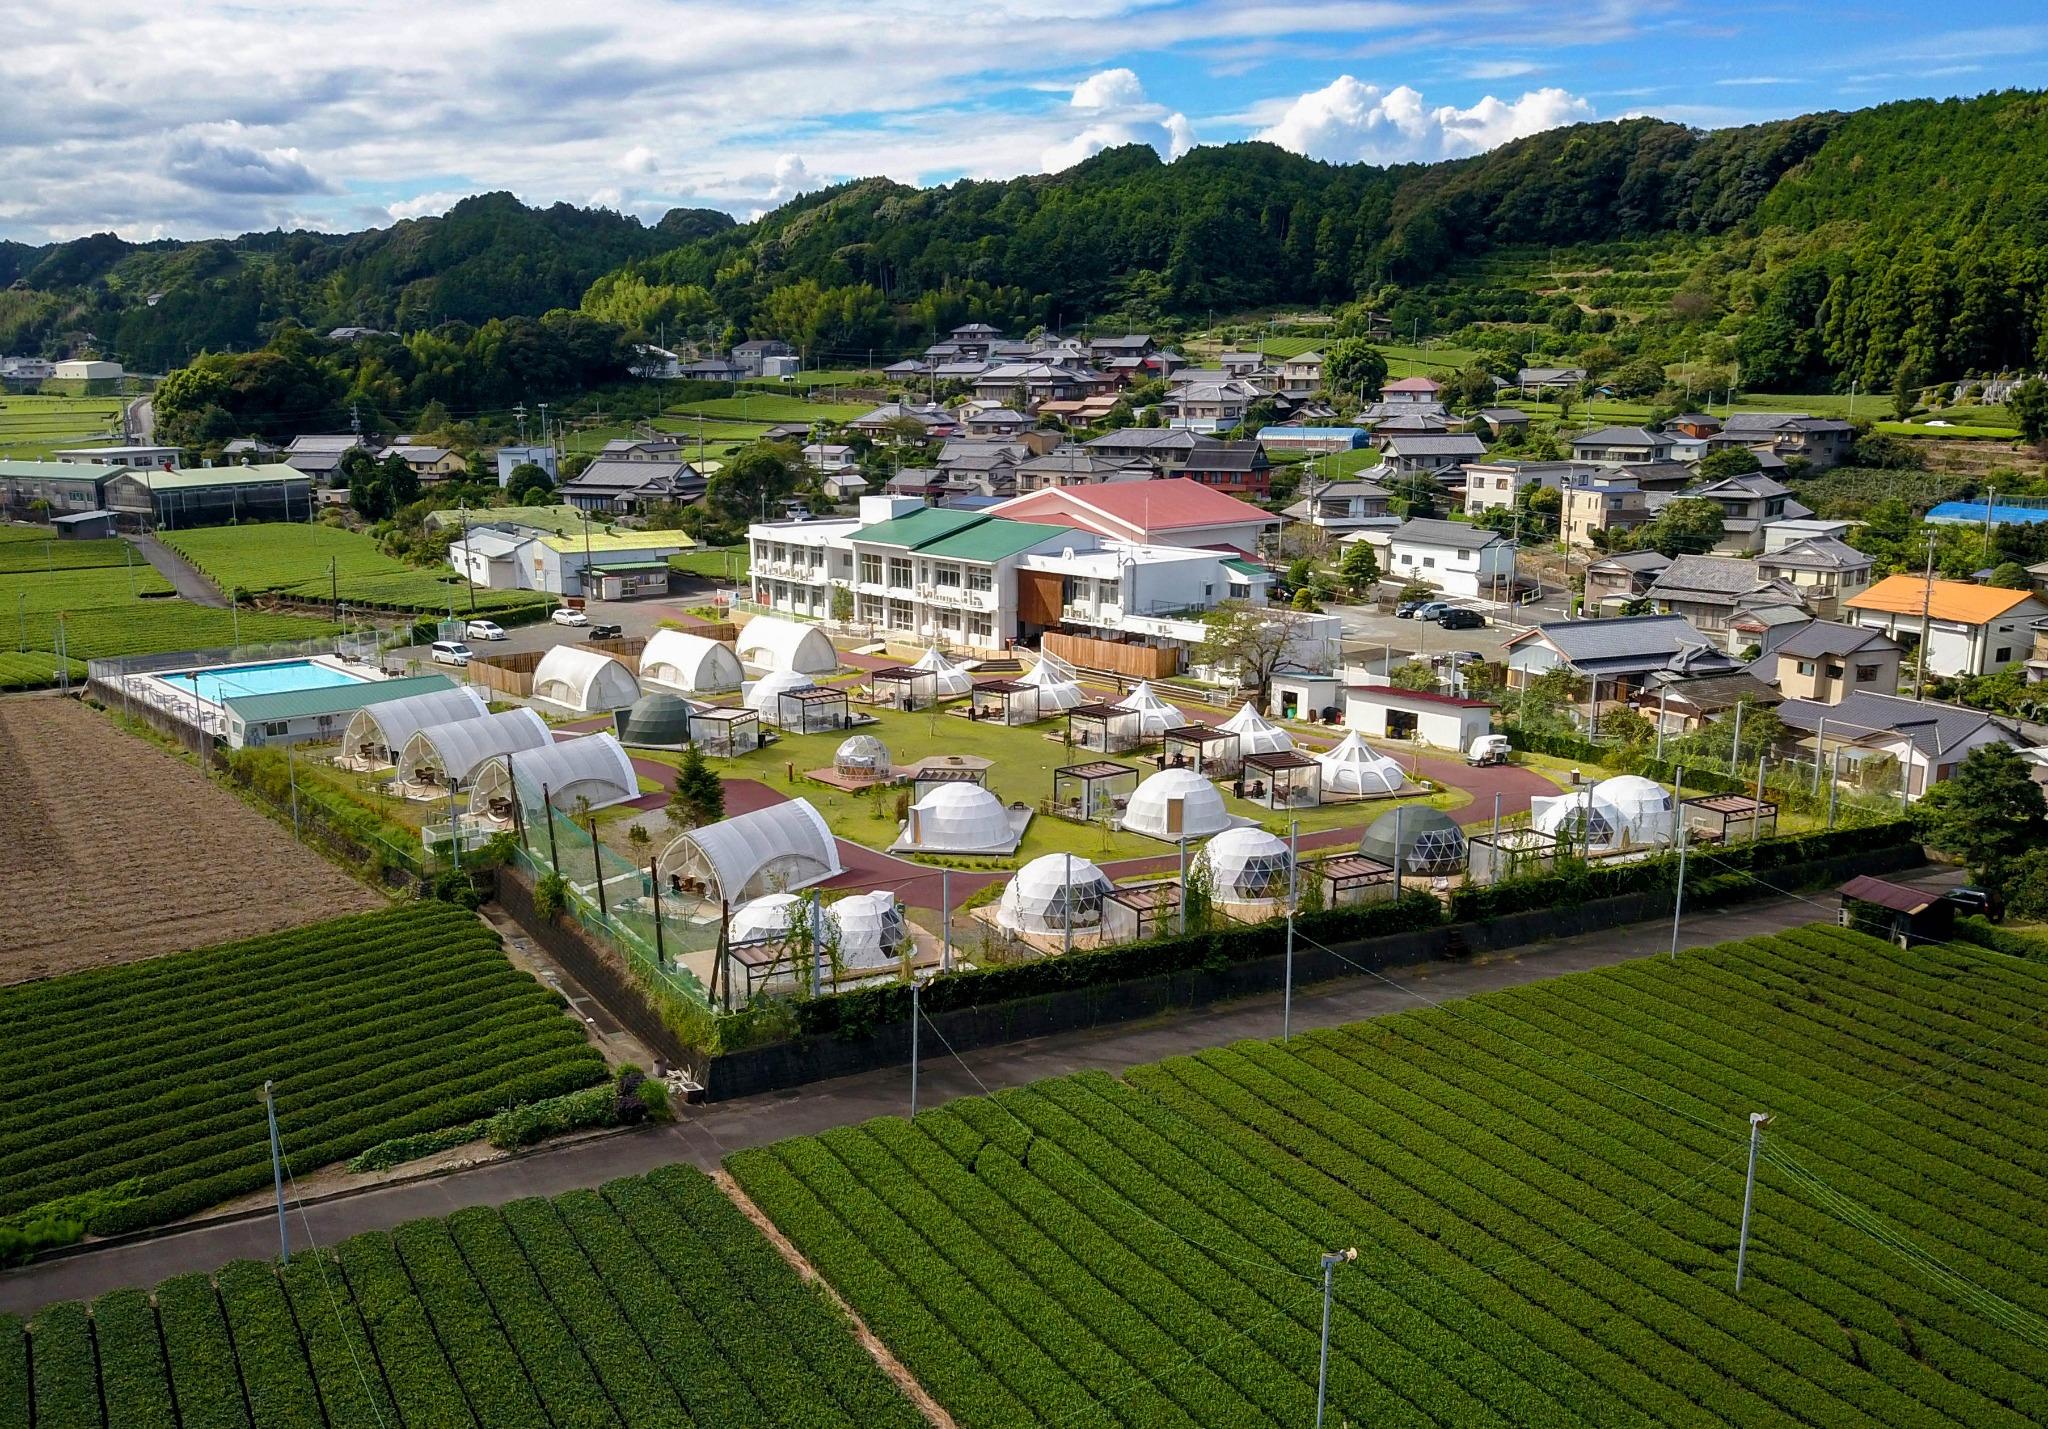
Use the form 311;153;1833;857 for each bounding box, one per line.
127;534;227;608
0;873;1949;1316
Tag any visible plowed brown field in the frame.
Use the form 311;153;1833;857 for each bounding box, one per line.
0;695;381;983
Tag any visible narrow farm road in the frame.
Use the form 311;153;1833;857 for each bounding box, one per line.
126;533;228;607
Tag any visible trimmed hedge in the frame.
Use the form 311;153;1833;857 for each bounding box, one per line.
1506;727;1752;795
1951;916;2048;961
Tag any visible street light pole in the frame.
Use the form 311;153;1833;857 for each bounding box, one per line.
1284;818;1299;1041
1315;1247;1358;1429
910;979;921;1117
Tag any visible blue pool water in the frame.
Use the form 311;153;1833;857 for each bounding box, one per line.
159;659;366;706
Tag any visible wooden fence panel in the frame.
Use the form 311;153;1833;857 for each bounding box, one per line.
1042;631;1180;679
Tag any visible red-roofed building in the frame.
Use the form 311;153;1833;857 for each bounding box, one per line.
988;477;1279;553
1341;682;1494;751
1381;376;1445;407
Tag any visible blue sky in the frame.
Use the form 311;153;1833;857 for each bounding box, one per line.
4;0;2046;243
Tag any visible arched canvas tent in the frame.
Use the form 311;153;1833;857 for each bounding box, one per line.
1116;681;1185;739
532;645;641;713
1359;806;1466;875
1123;767;1233;842
468;733;639;820
1022;650;1085;712
911;646;973;699
340;685;487;766
639;630;743;694
397;709;550;790
1218;701;1295;756
997;854;1113;934
1197;826;1295;905
615;691;701;749
1317;731;1405;795
736;615;837;674
904;782;1012;852
659;798;842;904
829;891;909;968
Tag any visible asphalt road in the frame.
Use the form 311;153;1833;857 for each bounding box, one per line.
0;873;1950;1317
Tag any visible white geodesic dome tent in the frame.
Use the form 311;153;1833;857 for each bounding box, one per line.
743;668;818;725
736;615;837;674
467;733;639;820
730;892;802;944
829;891;909;968
1316;730;1405;796
834;733;892;777
659;798;842;904
1123;766;1233;841
1196;826;1295;904
1592;775;1677;847
532;645;641;713
911;646;973;699
1022;650;1084;712
397;708;551;789
904;781;1012;852
639;630;743;694
1116;681;1185;738
340;685;487;765
1359;806;1467;876
997;853;1114;935
1534;777;1675;851
1218;701;1294;756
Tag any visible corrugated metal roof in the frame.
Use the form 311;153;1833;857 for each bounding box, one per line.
113;464;308;491
222;672;454;723
851;506;988;549
536;528;695;555
918;519;1072;562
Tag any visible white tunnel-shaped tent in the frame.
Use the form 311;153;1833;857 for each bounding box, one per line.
639;630;744;694
736;615;837;674
1122;766;1233;842
1218;701;1295;756
911;646;973;699
1196;826;1296;904
468;733;640;820
659;798;843;904
904;781;1013;852
398;708;551;789
997;853;1114;934
1115;681;1185;738
1022;650;1085;712
339;685;487;765
1316;730;1405;795
532;645;641;713
829;891;910;968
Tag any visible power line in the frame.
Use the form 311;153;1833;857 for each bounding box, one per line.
278;1151;390;1429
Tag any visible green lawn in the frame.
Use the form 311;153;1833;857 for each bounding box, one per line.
669;394;871;424
740;368;879;389
0;394;128;460
667;545;749;581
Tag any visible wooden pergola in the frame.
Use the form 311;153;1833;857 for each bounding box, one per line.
1067;702;1142;753
777;685;851;733
1052;760;1139;822
1241;749;1322;810
1102;881;1180;942
869;665;937;711
1161;724;1241;777
1318;853;1397;907
969;678;1040;725
1682;792;1779;843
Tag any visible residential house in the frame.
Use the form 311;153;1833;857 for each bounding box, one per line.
374;444;467;481
1754;537;1873;618
1505;615;1742;713
1753;622;1904;704
1219;352;1264;376
1284;478;1397;534
1381;433;1486;476
1666;413;1722;440
934;438;1031;490
1645;554;1805;638
1582;550;1673;612
1179;439;1271;497
631;346;682;379
0;356;55;379
822;470;869;501
1367;411;1453;449
1775;691;2022;798
282;434;365;483
1634;670;1784;732
1022;541;1283;669
1561;473;1650;549
1254;426;1369;456
1087;333;1154;365
1688;471;1813;553
1570;426;1679;466
882;358;931;381
990;476;1280;554
1379;376;1444;406
1277;351;1324;387
1517;367;1587;393
1163;379;1264;433
1463;459;1596;517
1084;427;1208;471
1013;448;1150;493
970;362;1108;410
1625;460;1698;496
559;443;705;515
1845;575;2048;677
493;444;558;487
947;323;1004;359
451;523;692;597
801;442;858;477
1373;517;1517;601
1714;412;1855;470
1762;517;1855;553
963;407;1032;437
676;357;743;381
731;339;796;377
848;402;960;441
1475;408;1531;438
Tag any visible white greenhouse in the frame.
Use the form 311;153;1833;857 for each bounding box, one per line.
910;646;973;699
531;645;641;714
1021;650;1085;712
639;630;744;694
735;615;838;674
1218;701;1295;756
396;709;551;792
834;733;893;779
467;733;640;821
903;782;1014;853
996;853;1114;935
729;892;802;945
1196;826;1296;906
829;891;910;968
1122;766;1234;842
1531;775;1675;852
659;798;843;904
1116;681;1185;739
339;685;488;767
1316;730;1406;796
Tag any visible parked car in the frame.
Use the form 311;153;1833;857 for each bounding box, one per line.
1438;608;1487;630
1411;601;1451;622
586;622;623;640
550;606;590;627
464;619;506;641
1466;733;1512;767
430;640;473;667
1945;886;1998;919
1394;599;1429;618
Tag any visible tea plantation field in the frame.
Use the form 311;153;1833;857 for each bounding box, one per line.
162;523;551;619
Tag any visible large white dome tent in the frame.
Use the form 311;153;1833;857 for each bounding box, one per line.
1533;777;1675;852
1122;766;1234;842
1591;775;1677;848
1218;701;1294;756
531;644;641;713
743;668;818;725
1021;650;1085;712
339;685;487;766
639;629;744;694
1115;681;1185;739
729;892;802;945
468;733;640;821
1196;826;1295;906
1316;730;1406;796
829;891;910;968
659;798;843;904
903;782;1014;852
735;615;838;675
911;646;973;699
997;853;1114;935
397;708;551;792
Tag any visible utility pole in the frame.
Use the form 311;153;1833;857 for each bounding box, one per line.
1178;836;1188;935
260;1081;289;1263
1284;818;1299;1040
1315;1247;1358;1429
941;868;952;971
1669;766;1686;960
460;501;476;614
910;978;921;1117
1735;1112;1771;1292
809;893;825;996
1064;853;1075;957
1914;531;1935;700
1655;684;1668;763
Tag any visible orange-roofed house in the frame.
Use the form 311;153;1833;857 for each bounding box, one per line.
988;477;1280;554
1844;574;2048;677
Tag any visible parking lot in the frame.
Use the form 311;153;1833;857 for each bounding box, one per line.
385;587;701;674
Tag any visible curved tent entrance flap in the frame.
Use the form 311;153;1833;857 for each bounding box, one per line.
639;629;744;693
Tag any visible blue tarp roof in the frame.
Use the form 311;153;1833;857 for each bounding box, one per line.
1927;501;2048;526
1256;426;1367;445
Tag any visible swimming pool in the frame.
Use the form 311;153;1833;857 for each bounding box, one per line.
159;659;368;706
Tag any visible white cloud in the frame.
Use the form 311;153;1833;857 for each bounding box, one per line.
1163;112;1197;160
1257;76;1592;163
1071;67;1146;109
1714;75;1790;87
1467;59;1538;80
385;190;469;221
619;145;660;175
767;155;816;201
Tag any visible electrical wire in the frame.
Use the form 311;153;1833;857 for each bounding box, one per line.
277;1151;389;1429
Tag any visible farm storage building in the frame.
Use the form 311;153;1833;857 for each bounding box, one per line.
1123;767;1234;842
1358;805;1467;875
736;615;837;674
468;733;640;820
397;709;551;790
1196;826;1295;905
614;691;701;749
1316;730;1405;795
911;646;973;699
1116;681;1185;739
1218;701;1295;755
997;854;1114;935
341;685;490;766
903;782;1014;852
660;798;842;904
1341;685;1493;752
531;645;641;713
101;465;316;530
639;630;744;694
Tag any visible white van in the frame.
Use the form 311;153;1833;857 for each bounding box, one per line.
431;640;474;667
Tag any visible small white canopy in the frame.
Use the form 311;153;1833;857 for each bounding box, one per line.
730;892;802;945
1219;701;1295;755
1021;652;1084;712
834;733;892;775
736;615;837;674
468;733;639;819
744;668;819;726
910;646;973;699
340;685;487;764
659;798;843;903
1317;731;1405;795
398;708;551;788
905;782;1012;852
639;630;743;694
532;645;641;713
1197;826;1295;904
1116;681;1185;738
1123;766;1233;842
997;853;1114;934
829;891;909;968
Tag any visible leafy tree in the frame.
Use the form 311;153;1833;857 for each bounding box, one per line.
1387;473;1440;520
2010;379;2048;446
1610;357;1666;398
1388;660;1437;691
1696;447;1762;480
506;462;554;505
1322;340;1389;402
1913;745;2045;892
1195;601;1323;705
1891;363;1921;422
1338;540;1380;593
1290;587;1322;612
1633;497;1725;557
1987;561;2032;590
